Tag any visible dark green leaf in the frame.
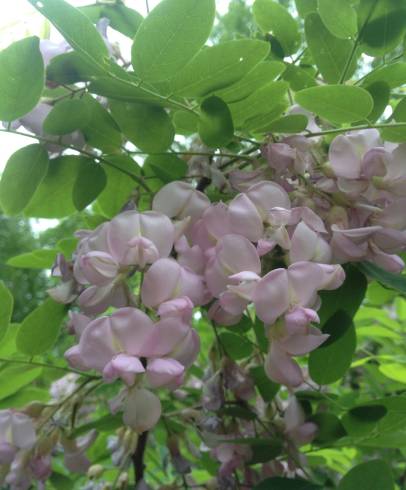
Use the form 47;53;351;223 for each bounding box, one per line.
43;99;89;135
219;331;253;360
318;0;357;39
145;154;188;183
110;100;174;153
364;81;390;123
253;0;300;55
248;439;283;464
47;51;101;85
305;13;357;83
131;0;215;82
348;404;387;422
380;97;406;142
72;161;107;211
250;366;280;402
198;96;234;148
309;311;356;385
0;365;42;401
310;412;346;444
265;114;308;133
254;477;322;489
0;282;13;343
72;413;123;437
357;261;406;293
318;265;367;326
295;85;373;123
361;61;406;89
28;0;109;67
0;144;49;216
219;405;256;421
16;298;67;356
338;460;394;490
7;249;58;269
170;39;270;97
49;473;74;490
0;37;44;121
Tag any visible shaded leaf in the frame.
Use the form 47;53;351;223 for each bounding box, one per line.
0;282;13;344
43;99;89;135
318;0;357;39
357;261;406;293
73;161;107;211
198;96;234;148
338;460;394;490
7;249;58;269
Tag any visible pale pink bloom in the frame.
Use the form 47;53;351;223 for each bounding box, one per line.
122;387;161;433
66;311;91;339
29;455;52;481
228;168;266;192
62;430;98;473
289;221;332;263
152;181;210;222
175;236;206;274
39;39;70;66
146;358;185;389
228;193;264;241
219;271;260;317
213;443;252;477
245;181;291;220
208;300;244;326
253;262;345;325
284;397;318;445
157;296;194;322
0;410;36;451
190;203;233;251
47;254;78;304
377;144;406;196
205;234;261;297
77;281;129;316
371;198;406;231
263;142;296;173
141;258;209;308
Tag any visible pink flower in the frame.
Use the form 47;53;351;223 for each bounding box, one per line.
284;397;318;445
62;430;98;473
0;410;36;451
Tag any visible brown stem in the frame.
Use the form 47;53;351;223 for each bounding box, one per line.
132;430;149;486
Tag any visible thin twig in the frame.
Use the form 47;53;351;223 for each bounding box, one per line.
0;357;99;379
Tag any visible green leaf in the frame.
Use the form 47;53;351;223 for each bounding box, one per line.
219;332;253;361
110;101;174;153
7;249;58;269
254;477;322;489
253;0;300;55
16;298;67;356
101;4;143;39
173;110;199;135
0;37;44;121
72;161;107;211
96;155;139;218
309;311;356;385
24;156;84;218
145;154;188;183
295;85;373;124
343;402;390;437
283;65;317;91
358;0;406;56
47;52;101;85
28;0;109;67
0;365;42;401
170;39;270;97
265;114;308;133
43;99;90;135
309;413;346;444
72;413;123;437
215;61;286;103
81;95;123;153
198;96;234;148
318;265;367;326
380;97;406;142
338;460;394;490
49;473;74;490
295;0;317;17
304;13;357;83
348;404;387;422
0;282;13;344
363;81;390;123
250;366;279;402
379;363;406;384
0;144;49;216
0;386;49;409
248;439;283;465
230;81;288;127
361;61;406;89
317;0;357;39
131;0;215;82
357;261;406;293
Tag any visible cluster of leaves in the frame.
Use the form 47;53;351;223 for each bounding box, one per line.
0;0;406;488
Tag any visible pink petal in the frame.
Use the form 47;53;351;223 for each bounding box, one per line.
253;269;290;324
146;358;185;388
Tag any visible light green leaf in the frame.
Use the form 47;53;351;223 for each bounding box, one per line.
170;39;270;97
198;96;234;148
317;0;357;39
305;13;357;83
309;311;356;385
28;0;109;67
379;363;406;384
96;155;139;218
0;282;13;344
101;4;143;39
24;156;84;218
295;0;317;17
361;61;406;89
0;365;42;401
16;299;67;356
253;0;300;55
219;331;253;361
0;37;44;121
0;386;50;409
110;100;174;153
131;0;215;82
215;61;285;103
295;85;373;124
146;154;188;183
338;460;394;490
72;161;107;211
283;65;317;91
0;145;49;216
363;81;390;123
380;97;406;142
43;99;89;135
265;114;308;133
7;249;58;269
230;81;288;127
173;110;199;135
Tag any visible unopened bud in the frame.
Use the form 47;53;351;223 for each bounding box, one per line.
23;402;48;418
37;428;60;455
87;464;104;479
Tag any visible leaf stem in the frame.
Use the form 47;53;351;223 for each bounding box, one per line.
305;121;406;138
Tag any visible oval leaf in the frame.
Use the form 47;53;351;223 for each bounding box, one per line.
0;282;13;343
318;0;357;39
73;161;107;211
16;299;67;356
132;0;215;82
295;85;373;124
338;460;394;490
198;96;234;148
0;144;49;216
43;99;90;135
0;37;44;121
